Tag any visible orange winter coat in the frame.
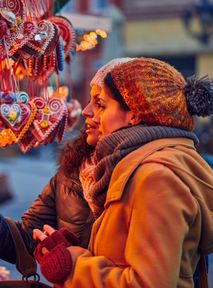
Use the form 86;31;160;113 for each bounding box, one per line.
64;138;213;288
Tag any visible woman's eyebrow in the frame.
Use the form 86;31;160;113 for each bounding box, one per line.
90;93;99;100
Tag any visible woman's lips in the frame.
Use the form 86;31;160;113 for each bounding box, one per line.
85;123;97;133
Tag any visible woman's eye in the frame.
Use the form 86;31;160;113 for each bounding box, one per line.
96;102;105;109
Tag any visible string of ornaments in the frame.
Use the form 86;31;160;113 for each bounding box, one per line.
0;0;107;152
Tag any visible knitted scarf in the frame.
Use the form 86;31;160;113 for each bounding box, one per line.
80;125;198;218
79;152;98;213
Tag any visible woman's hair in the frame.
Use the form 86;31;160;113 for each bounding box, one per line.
104;72;129;111
58;128;94;177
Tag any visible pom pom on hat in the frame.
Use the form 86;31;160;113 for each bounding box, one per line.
184;75;213;117
90;57;134;88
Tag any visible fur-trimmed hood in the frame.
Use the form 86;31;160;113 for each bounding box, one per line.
57;132;94;179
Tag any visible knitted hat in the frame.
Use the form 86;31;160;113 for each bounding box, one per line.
109;57;213;131
90;58;134;88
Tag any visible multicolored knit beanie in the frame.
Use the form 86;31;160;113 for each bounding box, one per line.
108;57;213;131
90;57;134;88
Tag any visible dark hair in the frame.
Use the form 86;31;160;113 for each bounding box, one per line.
58;128;94;177
104;72;129;111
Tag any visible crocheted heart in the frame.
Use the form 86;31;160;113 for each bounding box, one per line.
18;128;37;153
0;103;21;126
9;20;37;56
0;0;25;49
8;102;36;144
25;20;55;56
32;97;67;143
50;16;76;56
0;101;36;142
11;103;34;132
45;22;60;55
56;112;67;143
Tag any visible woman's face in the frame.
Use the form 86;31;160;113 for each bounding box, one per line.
82;84;101;146
96;85;134;141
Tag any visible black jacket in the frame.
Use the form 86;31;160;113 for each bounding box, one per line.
0;164;94;263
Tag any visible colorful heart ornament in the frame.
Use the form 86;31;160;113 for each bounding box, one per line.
32;97;67;144
25;20;55;56
0;0;25;51
50;16;76;57
0;103;21;126
9;20;37;56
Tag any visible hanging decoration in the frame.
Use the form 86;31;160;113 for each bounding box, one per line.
50;15;76;58
0;0;25;57
0;0;108;153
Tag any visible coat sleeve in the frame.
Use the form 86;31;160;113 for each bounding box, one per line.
0;175;57;263
63;163;199;288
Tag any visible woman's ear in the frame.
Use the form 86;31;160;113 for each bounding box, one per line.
129;113;141;126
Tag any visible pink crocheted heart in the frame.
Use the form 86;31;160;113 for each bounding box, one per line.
9;20;37;56
0;102;35;140
32;97;67;143
50;16;76;57
11;103;33;133
0;0;25;49
25;20;55;56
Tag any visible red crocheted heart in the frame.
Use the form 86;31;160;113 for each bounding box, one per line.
9;20;37;56
32;97;67;144
25;20;55;56
0;0;25;49
18;128;37;153
50;16;76;57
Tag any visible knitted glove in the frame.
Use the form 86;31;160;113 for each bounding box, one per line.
39;242;72;284
34;228;78;263
34;228;78;284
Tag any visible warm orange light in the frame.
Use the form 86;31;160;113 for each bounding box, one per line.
52;86;69;100
89;32;97;39
96;29;107;38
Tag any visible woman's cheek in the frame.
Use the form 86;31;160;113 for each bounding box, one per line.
99;114;108;137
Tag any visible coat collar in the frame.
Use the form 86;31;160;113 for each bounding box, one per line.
105;137;195;207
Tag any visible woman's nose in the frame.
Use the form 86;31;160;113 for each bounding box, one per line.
82;103;93;117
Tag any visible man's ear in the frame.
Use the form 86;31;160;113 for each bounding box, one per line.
129;113;142;125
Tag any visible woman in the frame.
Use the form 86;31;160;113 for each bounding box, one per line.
0;58;130;263
34;57;213;287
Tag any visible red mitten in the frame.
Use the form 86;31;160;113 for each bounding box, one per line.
34;228;78;263
39;243;72;284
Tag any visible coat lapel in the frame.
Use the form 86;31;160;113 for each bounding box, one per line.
105;138;194;207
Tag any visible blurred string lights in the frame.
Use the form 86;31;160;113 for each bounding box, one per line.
75;28;108;52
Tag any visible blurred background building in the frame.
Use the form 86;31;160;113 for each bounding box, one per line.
60;0;213;157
